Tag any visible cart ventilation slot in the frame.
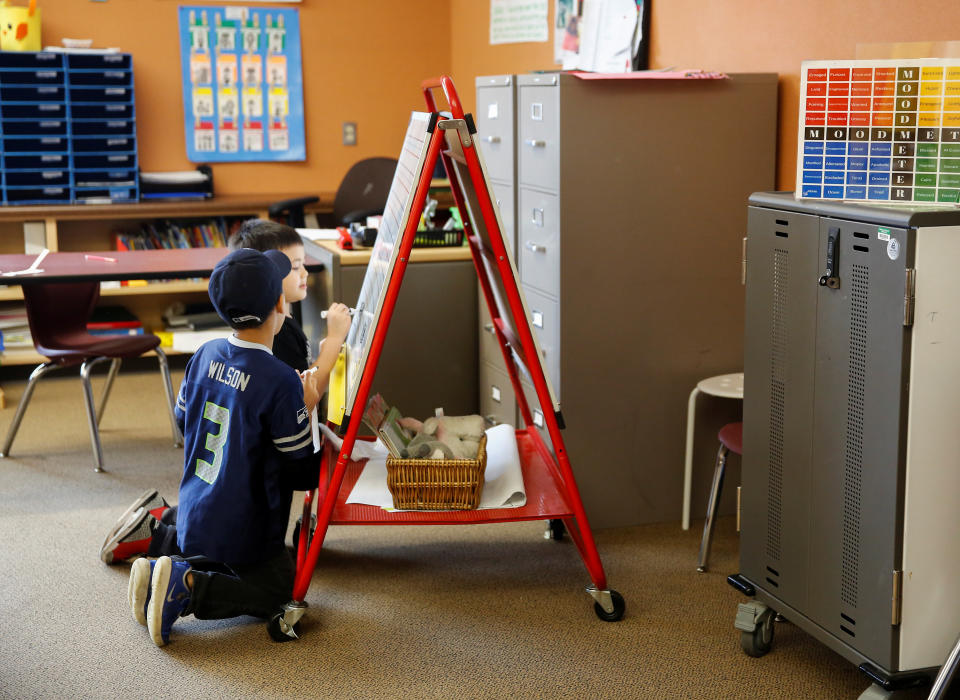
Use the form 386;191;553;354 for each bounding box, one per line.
766;565;780;577
775;219;789;226
841;264;869;609
840;625;856;638
840;612;856;625
775;231;789;238
766;249;788;562
765;577;780;588
853;231;870;239
853;245;869;253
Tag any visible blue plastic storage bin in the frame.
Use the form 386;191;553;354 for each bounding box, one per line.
73;153;136;169
66;54;131;70
73;186;136;203
2;136;69;152
0;85;64;102
71;103;134;120
1;51;139;206
5;186;72;204
67;70;132;87
0;52;61;69
1;119;69;136
2;102;66;119
0;69;65;85
6;170;71;187
3;153;69;170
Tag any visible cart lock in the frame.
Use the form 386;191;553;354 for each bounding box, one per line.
819;226;841;289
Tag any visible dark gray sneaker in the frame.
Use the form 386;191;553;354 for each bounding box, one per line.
100;490;167;563
100;507;154;564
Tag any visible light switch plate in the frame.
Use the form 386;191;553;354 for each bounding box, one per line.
342;122;357;146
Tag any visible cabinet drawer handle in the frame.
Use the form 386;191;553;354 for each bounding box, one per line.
482;135;502;144
530;207;544;227
525;241;546;253
484;414;499;425
524;139;546;148
483;323;495;334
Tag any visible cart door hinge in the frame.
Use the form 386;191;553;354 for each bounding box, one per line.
903;268;916;327
741;236;748;286
892;570;903;625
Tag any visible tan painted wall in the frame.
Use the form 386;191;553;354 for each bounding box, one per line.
36;0;451;194
33;1;960;193
450;0;960;190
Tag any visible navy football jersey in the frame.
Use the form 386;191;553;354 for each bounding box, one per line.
174;335;314;564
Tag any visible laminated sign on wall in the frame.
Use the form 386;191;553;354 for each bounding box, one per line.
178;5;305;162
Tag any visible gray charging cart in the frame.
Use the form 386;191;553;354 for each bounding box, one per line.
730;192;960;699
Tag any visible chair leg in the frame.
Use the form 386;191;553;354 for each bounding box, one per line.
96;358;122;426
929;632;960;700
697;443;729;572
0;362;59;458
155;348;183;447
80;357;112;472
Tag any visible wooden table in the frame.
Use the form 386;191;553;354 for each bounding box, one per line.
0;248;324;407
0;247;322;284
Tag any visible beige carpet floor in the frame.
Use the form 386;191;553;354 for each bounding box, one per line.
0;368;929;699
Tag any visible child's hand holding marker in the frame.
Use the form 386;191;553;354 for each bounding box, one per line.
320;304;353;344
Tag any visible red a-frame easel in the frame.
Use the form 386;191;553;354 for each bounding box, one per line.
288;76;623;624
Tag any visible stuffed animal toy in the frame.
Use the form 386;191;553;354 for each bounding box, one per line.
400;414;485;460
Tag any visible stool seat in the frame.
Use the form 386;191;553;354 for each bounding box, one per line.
718;422;743;455
697;373;744;400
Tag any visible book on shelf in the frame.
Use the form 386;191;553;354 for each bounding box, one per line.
113;217;231;252
0;302;31;352
162;302;226;331
87;305;144;336
0;327;33;350
88;327;145;336
362;394;412;458
156;328;232;353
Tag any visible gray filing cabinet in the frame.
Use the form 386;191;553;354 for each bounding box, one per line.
737;192;960;691
475;75;520;429
475;72;779;528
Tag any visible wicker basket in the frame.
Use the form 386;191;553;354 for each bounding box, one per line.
386;434;487;510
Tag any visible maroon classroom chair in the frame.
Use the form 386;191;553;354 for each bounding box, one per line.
0;281;182;472
697;421;742;572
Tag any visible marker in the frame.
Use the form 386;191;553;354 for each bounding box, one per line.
85;254;117;263
320;308;356;319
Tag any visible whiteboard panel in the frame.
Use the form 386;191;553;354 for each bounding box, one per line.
343;111;433;416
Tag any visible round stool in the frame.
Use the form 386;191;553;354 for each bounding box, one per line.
682;372;744;530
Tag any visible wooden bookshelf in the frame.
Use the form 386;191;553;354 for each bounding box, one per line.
0;193;333;377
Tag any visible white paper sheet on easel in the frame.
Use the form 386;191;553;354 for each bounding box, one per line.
344;423;527;510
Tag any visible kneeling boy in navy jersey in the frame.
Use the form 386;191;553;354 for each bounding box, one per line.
130;248;330;646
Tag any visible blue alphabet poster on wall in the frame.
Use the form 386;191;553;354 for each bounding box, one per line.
178;5;305;162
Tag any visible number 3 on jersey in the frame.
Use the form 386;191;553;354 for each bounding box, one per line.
196;401;230;483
